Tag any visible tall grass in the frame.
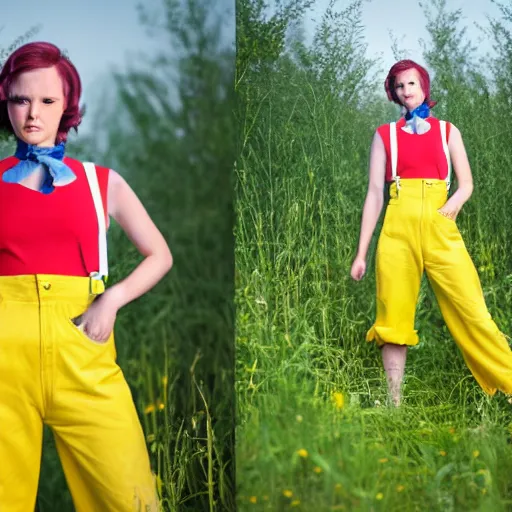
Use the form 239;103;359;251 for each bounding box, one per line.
236;0;512;509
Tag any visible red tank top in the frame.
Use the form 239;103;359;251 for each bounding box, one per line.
0;156;109;277
377;117;451;182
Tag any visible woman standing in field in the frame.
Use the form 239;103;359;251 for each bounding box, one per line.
350;59;512;406
0;42;172;510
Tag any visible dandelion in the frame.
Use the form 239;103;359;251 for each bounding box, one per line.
473;450;480;458
396;485;405;493
249;496;257;504
291;500;301;507
313;466;322;474
296;414;303;423
378;458;389;464
297;448;308;458
144;404;156;414
332;391;345;410
283;490;293;498
157;401;165;411
376;492;384;500
439;450;447;456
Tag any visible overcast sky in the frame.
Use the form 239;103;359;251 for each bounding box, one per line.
1;0;503;135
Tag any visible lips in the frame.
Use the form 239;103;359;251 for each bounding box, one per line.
24;126;41;131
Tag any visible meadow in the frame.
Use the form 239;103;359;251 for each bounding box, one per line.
235;0;512;510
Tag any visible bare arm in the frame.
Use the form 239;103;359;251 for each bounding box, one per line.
356;131;387;259
439;124;474;218
351;131;386;280
102;170;173;309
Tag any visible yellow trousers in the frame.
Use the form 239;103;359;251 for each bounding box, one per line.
0;275;158;511
367;179;512;395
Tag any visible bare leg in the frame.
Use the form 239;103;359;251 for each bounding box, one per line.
381;343;407;406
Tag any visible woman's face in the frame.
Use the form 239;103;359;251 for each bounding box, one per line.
394;68;426;112
7;66;65;147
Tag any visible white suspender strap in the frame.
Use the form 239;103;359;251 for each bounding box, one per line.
440;120;451;189
82;162;108;280
389;121;400;189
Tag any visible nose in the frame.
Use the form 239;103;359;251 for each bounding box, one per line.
28;101;40;120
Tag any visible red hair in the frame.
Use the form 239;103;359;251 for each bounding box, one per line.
384;59;437;108
0;41;83;143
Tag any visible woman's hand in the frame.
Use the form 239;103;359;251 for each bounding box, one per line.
437;204;460;221
76;290;121;343
351;256;367;281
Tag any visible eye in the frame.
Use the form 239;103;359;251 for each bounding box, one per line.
8;96;29;105
43;98;55;105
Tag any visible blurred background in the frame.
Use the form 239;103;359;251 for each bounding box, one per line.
1;1;235;510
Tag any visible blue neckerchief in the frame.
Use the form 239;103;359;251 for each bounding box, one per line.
3;139;76;194
405;101;430;121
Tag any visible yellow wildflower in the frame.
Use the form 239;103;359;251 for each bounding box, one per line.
313;466;322;474
473;450;480;458
396;485;405;492
332;391;345;410
296;414;303;423
249;496;257;504
157;401;165;411
449;427;456;434
297;448;308;458
144;404;156;414
291;500;300;507
155;474;163;495
283;490;293;498
376;492;384;500
378;458;389;463
162;375;168;387
439;450;447;456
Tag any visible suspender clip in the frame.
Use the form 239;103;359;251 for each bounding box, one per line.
89;273;106;295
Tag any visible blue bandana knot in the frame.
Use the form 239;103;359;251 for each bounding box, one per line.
402;101;431;135
405;101;430;121
3;139;76;194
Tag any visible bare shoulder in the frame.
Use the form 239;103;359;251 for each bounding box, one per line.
106;169;141;219
446;122;464;148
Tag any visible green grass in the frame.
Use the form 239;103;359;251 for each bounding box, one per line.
235;1;512;509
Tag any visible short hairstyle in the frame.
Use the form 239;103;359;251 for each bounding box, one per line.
0;41;83;143
384;59;437;108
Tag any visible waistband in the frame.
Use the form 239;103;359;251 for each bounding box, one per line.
388;179;449;197
0;275;105;303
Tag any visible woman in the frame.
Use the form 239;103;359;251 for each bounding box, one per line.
350;59;512;406
0;42;172;510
